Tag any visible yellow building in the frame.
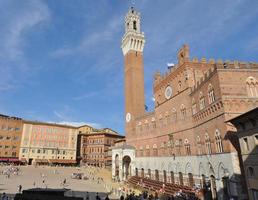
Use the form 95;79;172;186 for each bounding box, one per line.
19;121;78;165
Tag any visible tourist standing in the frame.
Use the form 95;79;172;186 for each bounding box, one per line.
96;192;100;200
18;185;22;193
1;192;8;200
86;192;90;200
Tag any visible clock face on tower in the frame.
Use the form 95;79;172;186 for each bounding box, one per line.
165;86;172;99
126;113;131;123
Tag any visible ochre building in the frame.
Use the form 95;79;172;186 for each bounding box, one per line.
19;121;78;165
112;7;258;200
0;114;23;162
79;126;124;167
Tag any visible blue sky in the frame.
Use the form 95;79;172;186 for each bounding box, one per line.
0;0;258;134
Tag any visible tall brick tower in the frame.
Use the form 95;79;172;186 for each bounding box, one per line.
121;7;145;137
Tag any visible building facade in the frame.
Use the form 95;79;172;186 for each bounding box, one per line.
112;7;258;200
19;121;78;165
0;114;23;162
229;108;258;200
80;127;124;167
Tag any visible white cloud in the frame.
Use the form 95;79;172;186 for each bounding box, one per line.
53;110;65;120
0;0;50;90
73;91;100;101
50;15;122;58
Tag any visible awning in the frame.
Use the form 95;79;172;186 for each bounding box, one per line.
20;158;27;162
8;158;20;162
0;157;21;162
49;159;77;164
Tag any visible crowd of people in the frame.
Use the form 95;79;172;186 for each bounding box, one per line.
0;164;201;200
119;190;199;200
0;165;20;179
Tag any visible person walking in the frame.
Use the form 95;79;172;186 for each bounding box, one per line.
105;194;110;200
18;185;22;193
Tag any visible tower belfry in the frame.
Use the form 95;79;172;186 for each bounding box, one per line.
122;7;145;137
122;7;145;55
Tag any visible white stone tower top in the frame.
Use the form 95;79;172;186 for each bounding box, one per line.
121;7;145;55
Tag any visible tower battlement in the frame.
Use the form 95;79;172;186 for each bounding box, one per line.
154;45;258;88
189;60;258;94
190;66;216;94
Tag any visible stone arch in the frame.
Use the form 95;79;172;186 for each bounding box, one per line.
176;162;182;173
217;162;226;179
167;162;173;172
246;76;258;84
199;162;206;177
122;155;132;180
185;162;192;174
161;162;165;170
208;162;215;176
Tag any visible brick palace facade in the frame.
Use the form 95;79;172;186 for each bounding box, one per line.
112;7;258;200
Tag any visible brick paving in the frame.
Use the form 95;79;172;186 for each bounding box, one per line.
0;165;117;199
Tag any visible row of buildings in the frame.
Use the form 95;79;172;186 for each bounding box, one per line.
0;115;124;167
111;7;258;200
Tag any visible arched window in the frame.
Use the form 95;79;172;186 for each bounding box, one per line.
192;99;197;115
151;118;156;129
246;76;258;97
133;20;137;30
175;139;182;155
199;92;205;110
205;133;212;155
160;142;165;156
153;144;158;156
180;104;187;120
215;129;223;153
178;81;182;92
196;136;202;155
145;145;150;156
247;167;255;177
172;108;177;121
184;139;191;155
140;146;144;156
208;84;215;104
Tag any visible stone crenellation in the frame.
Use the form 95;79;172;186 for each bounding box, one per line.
154;55;258;89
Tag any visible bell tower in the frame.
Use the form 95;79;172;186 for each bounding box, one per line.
121;7;145;137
